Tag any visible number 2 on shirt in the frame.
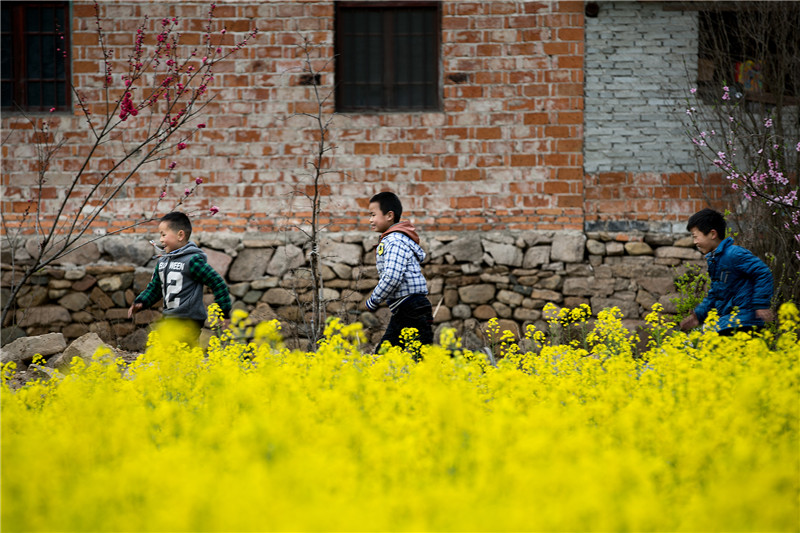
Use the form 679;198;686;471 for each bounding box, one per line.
162;270;183;309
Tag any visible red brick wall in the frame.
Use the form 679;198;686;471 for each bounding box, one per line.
584;171;729;229
3;0;667;237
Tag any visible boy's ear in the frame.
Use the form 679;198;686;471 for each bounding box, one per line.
387;210;395;222
177;229;187;241
709;229;719;240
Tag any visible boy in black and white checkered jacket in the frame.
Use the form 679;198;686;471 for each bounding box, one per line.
366;191;433;351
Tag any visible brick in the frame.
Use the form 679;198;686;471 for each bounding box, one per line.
354;143;380;155
474;127;502;140
524;113;549;125
388;143;415;155
557;168;584;180
543;42;571;56
454;169;482;181
511;154;538;167
452;196;483;209
421;169;446;182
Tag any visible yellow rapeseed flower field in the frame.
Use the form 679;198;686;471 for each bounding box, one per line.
2;304;799;531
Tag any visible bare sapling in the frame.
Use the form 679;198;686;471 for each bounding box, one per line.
284;35;339;347
1;3;258;326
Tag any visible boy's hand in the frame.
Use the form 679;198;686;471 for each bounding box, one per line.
680;312;699;331
128;302;143;319
756;308;774;323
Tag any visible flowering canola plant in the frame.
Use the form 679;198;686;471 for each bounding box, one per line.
2;304;799;531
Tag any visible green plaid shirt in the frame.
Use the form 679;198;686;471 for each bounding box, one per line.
136;255;231;318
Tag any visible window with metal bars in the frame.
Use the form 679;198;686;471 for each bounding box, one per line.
1;1;71;112
335;1;441;112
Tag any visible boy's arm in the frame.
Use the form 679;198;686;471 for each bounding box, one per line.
366;239;413;311
188;255;232;318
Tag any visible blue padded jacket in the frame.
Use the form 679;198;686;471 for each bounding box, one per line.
694;237;773;331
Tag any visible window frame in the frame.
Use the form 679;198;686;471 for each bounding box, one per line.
1;1;72;113
334;0;442;113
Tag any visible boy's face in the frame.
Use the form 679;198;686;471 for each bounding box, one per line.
158;221;186;253
368;201;394;234
690;227;721;255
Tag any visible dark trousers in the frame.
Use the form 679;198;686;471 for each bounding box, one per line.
377;294;434;350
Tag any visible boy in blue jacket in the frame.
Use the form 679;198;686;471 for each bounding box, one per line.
366;191;434;351
679;208;774;335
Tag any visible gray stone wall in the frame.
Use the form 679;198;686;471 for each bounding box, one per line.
584;1;698;173
2;230;704;352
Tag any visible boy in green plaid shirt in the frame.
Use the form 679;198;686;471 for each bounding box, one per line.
129;211;231;345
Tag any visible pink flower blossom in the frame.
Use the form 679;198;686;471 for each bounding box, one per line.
160;191;166;199
197;123;206;128
49;107;55;113
178;142;187;150
689;87;697;94
195;177;203;185
764;118;773;128
185;188;191;196
169;161;177;170
210;205;220;215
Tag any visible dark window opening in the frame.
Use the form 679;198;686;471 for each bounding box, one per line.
335;1;441;112
1;1;71;112
697;5;799;106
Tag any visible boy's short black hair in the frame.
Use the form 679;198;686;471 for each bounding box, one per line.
687;208;725;238
161;211;192;238
370;191;403;222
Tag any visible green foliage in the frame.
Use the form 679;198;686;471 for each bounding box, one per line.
671;264;711;321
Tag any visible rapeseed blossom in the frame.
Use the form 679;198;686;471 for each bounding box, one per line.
2;305;798;531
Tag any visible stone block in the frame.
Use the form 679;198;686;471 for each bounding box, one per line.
551;232;586;263
606;241;624;256
624;242;653;256
263;288;295;306
530;289;563;302
229;248;273;282
637;276;675;296
16;306;71;327
90;287;114;309
17;286;48;308
53;332;111;369
431;234;482;262
563;277;615;297
496;289;524;307
482;240;523;267
458;284;496;305
1;332;66;365
204;248;233;278
491;302;512;319
267;244;305;277
654;246;701;260
590;297;640;319
321;240;363;266
523;246;551;268
452;304;472;319
473;305;496;320
513;307;541;322
100;237;151;266
586;239;606;255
